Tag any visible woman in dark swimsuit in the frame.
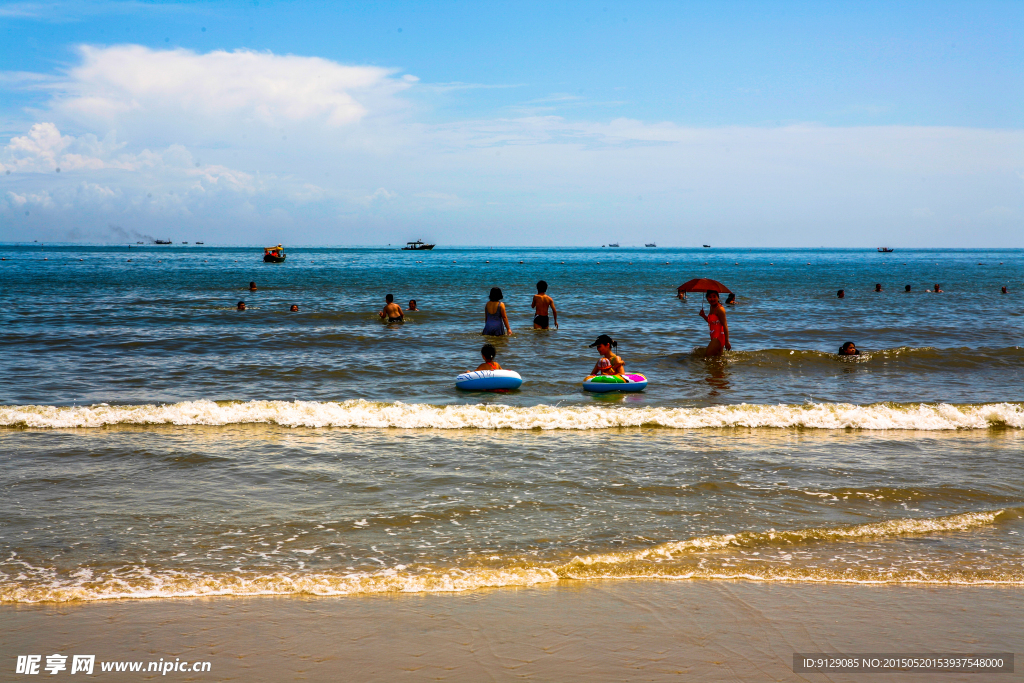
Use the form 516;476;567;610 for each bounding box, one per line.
482;287;512;336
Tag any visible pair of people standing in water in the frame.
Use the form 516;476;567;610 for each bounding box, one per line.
483;283;729;357
482;282;559;336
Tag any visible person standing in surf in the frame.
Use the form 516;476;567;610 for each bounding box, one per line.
379;294;404;323
531;280;558;329
482;287;512;335
699;290;731;356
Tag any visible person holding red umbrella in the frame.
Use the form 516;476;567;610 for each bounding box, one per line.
699;290;731;356
678;278;733;356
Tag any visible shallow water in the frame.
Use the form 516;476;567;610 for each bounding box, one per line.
1;245;1022;602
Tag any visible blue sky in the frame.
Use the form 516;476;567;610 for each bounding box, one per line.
1;0;1021;246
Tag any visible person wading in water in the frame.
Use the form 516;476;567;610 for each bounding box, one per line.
698;290;731;356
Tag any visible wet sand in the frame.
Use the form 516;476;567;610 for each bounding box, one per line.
4;581;1020;681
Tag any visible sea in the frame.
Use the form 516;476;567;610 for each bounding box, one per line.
1;244;1022;603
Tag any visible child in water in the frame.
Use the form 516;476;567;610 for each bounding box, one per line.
474;343;502;371
589;334;624;376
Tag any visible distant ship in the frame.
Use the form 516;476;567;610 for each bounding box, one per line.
645;243;656;247
401;240;435;250
877;247;894;253
608;243;620;247
154;239;172;245
195;241;204;245
181;241;188;244
263;244;286;263
703;244;711;248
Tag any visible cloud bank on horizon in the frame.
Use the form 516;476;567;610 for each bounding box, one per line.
1;2;1022;247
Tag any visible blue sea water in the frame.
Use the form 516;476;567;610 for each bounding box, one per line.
1;244;1022;602
1;245;1021;407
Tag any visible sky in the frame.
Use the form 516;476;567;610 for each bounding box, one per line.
0;0;1021;247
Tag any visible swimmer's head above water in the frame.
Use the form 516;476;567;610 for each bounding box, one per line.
290;304;298;312
249;281;257;291
237;301;246;310
837;289;845;298
838;341;860;356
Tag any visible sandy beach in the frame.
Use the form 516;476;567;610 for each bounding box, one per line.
5;581;1020;681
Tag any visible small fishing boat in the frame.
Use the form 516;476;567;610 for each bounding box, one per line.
195;241;204;245
877;247;894;253
263;245;286;263
401;240;435;250
608;243;620;247
645;243;656;247
154;239;172;245
703;244;711;248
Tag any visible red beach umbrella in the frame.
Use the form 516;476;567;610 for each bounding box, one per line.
677;278;732;294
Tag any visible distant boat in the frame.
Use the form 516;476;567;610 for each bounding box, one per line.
703;244;711;248
136;241;144;245
263;244;286;263
645;243;656;247
154;239;172;245
181;241;188;244
877;247;894;253
401;240;435;250
608;243;620;247
195;241;204;245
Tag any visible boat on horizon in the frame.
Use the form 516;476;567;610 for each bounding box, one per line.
154;239;172;245
263;244;286;263
877;247;894;253
703;244;711;248
608;243;620;247
401;240;435;250
645;243;656;247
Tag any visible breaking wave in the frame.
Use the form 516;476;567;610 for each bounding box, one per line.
1;399;1023;430
4;508;1022;602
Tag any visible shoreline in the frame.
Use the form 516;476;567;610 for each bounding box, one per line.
5;580;1021;682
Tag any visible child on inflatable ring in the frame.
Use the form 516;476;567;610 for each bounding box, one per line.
589;334;624;376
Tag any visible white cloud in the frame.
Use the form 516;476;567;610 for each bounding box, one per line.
51;45;410;133
1;45;1023;246
355;187;396;206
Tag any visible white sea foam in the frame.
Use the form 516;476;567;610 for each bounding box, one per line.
567;509;1012;567
4;508;1022;602
1;400;1022;430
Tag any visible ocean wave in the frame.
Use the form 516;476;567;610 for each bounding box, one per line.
1;399;1023;430
563;508;1019;568
4;508;1022;602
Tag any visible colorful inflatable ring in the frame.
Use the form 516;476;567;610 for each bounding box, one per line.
455;369;524;391
583;373;648;393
